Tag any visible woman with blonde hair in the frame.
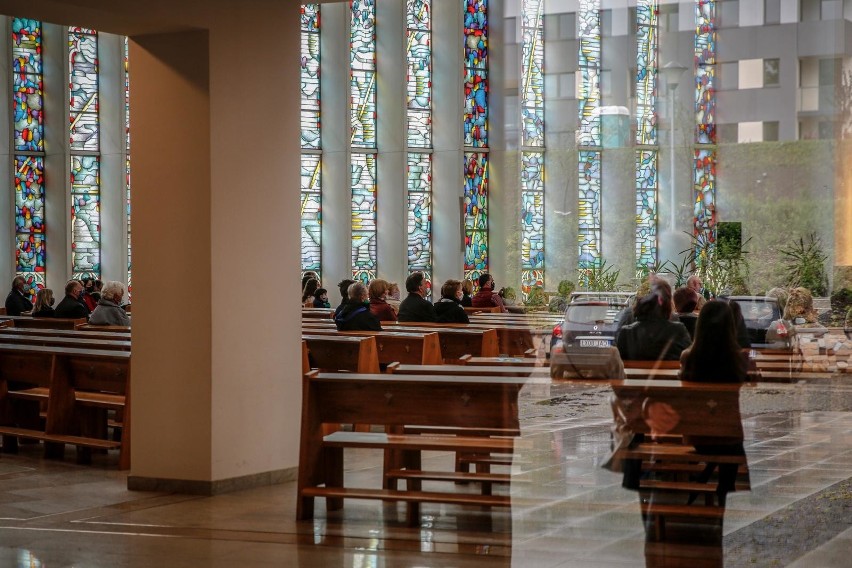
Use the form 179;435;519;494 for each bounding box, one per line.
368;279;397;322
460;279;473;307
32;288;56;318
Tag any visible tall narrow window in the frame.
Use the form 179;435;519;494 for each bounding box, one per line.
520;0;545;299
406;0;432;297
694;0;717;252
350;0;377;284
635;0;658;269
463;0;488;284
301;4;322;280
12;18;45;301
125;36;132;298
578;0;602;283
69;27;100;280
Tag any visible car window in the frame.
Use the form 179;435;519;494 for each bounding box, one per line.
736;300;779;322
565;304;616;325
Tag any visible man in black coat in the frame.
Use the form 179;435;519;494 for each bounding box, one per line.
4;276;33;315
335;281;382;331
54;279;90;319
397;272;437;323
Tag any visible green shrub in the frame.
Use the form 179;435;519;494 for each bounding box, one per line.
780;233;829;296
557;280;575;297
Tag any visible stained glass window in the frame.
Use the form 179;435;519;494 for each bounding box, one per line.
351;153;377;284
464;0;488;282
351;0;377;282
464;152;488;283
70;155;100;279
406;0;432;297
125;37;132;299
69;27;100;280
12;18;44;301
521;0;545;297
694;0;716;249
301;154;322;276
635;0;658;269
578;1;602;278
301;4;322;280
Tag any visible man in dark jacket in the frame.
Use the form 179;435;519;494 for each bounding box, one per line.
54;279;90;319
334;278;356;319
397;272;437;322
470;273;508;312
335;281;381;331
4;276;33;315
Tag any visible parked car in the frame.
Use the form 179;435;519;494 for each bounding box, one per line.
722;295;798;349
550;292;635;355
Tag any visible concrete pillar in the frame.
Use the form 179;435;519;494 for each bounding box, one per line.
127;1;301;491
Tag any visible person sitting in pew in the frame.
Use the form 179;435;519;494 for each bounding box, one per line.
312;287;331;308
471;273;508;313
386;281;402;313
32;288;56;318
334;278;356;319
434;279;470;324
4;276;33;316
616;278;690;361
460;279;473;307
335;281;382;331
55;279;91;319
397;272;437;323
673;286;700;339
368;279;397;322
301;278;320;308
89;281;131;326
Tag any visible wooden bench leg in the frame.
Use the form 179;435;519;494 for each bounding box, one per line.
406;501;420;527
297;494;315;521
324;447;344;511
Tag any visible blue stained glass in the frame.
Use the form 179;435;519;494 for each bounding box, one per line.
12;18;43;153
521;152;544;273
694;149;716;249
69;29;99;151
464;152;488;280
350;0;376;148
636;0;658;146
578;150;601;269
636;150;657;268
301;154;322;276
301;9;321;150
70;156;100;279
694;1;716;250
578;1;601;147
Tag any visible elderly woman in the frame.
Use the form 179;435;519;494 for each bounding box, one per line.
88;281;131;326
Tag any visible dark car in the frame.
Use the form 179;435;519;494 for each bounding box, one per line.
550;292;634;355
723;295;797;349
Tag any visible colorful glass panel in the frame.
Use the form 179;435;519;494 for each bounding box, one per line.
636;0;658;146
70;156;100;280
407;155;432;293
521;0;545;298
351;153;377;283
301;5;321;150
12;18;43;153
69;29;99;151
301;154;322;276
694;1;716;249
578;150;601;270
464;152;488;282
636;150;658;268
350;0;376;148
693;149;716;249
578;1;601;147
14;156;45;300
125;37;132;298
464;0;488;148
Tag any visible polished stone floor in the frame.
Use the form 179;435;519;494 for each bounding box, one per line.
0;379;850;567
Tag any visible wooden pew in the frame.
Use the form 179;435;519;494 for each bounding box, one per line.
302;308;334;319
0;332;131;351
610;379;748;540
389;321;534;357
0;327;130;342
76;324;131;333
303;335;380;374
461;355;546;367
0;343;131;469
387;362;549;379
1;316;87;330
463;306;502;315
300;329;442;366
297;371;523;525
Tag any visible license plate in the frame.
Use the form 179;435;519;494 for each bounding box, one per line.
579;338;611;348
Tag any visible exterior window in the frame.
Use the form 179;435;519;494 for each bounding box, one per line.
764;58;780;86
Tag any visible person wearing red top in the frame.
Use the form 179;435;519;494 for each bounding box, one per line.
470;273;507;313
368;278;397;322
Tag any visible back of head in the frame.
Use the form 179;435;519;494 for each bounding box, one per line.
101;281;125;303
405;272;424;293
301;271;319;290
633;277;673;320
673;286;699;313
477;273;492;290
338;279;356;300
462;279;473;295
34;288;53;311
686;300;743;381
64;279;81;296
368;278;388;300
11;276;24;289
441;279;461;299
347;281;367;302
302;278;319;301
